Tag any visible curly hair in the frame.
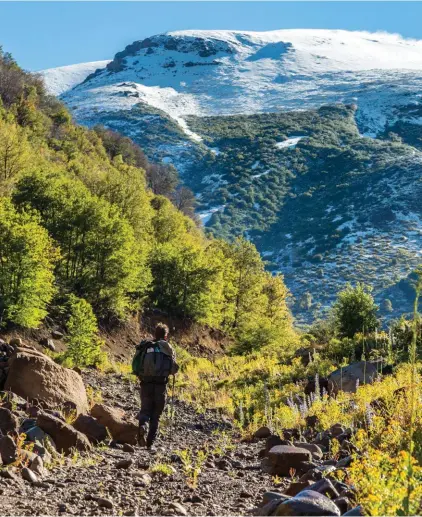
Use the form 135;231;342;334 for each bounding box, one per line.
154;322;169;340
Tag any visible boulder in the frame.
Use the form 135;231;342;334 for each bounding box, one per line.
275;490;341;516
0;435;17;464
285;481;313;496
91;404;138;445
328;361;378;393
267;445;312;476
265;435;289;455
302;479;339;499
5;348;88;414
293;442;323;460
37;412;91;455
254;426;272;439
0;407;19;435
73;414;107;444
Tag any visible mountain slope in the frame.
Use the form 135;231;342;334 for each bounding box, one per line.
42;29;422;324
39;60;111;95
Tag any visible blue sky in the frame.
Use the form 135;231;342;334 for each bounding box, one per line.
2;1;422;71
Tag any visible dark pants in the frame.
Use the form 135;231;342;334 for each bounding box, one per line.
138;381;167;447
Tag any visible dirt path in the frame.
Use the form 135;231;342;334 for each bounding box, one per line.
0;371;276;516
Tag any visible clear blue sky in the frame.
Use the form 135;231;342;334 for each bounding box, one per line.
1;1;422;71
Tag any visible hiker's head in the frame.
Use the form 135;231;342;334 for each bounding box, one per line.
155;323;169;341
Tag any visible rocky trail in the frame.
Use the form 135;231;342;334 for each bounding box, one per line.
0;340;362;517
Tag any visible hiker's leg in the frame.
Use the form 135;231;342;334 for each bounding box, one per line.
138;383;154;425
146;383;167;447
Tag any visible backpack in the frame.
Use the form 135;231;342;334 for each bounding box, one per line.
132;340;174;379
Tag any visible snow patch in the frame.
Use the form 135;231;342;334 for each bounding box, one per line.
275;136;307;149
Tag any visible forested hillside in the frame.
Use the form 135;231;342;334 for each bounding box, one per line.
0;47;294;362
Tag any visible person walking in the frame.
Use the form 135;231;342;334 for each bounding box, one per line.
132;323;179;449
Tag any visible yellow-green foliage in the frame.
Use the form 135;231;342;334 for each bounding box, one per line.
0;49;295;353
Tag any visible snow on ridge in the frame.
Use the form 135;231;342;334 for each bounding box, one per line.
275;136;307;149
40;60;111;96
52;28;422;141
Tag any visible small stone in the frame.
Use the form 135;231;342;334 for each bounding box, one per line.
58;503;67;513
343;506;364;516
30;456;46;478
97;497;113;509
21;467;38;483
51;330;64;340
9;337;22;347
116;458;133;469
123;443;135;453
168;502;188;516
240;490;253;498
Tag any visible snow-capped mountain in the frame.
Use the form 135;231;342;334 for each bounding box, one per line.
42;29;422;324
44;29;422;138
40;60;111;96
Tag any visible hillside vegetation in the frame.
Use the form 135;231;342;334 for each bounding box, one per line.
0;48;294;363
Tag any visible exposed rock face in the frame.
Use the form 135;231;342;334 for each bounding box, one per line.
328;361;378;393
91;403;138;445
37;412;91;455
4;348;88;414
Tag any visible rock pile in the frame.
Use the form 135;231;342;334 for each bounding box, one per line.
0;338;139;484
254;424;362;516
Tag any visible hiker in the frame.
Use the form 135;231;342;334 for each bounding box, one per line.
132;323;179;449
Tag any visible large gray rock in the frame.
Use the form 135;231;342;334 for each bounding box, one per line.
328;361;378;393
91;404;138;445
267;445;312;476
275;490;341;516
5;348;88;414
37;412;91;455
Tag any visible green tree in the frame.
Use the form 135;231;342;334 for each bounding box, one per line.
0;198;58;327
65;295;103;367
13;169;147;317
333;283;379;338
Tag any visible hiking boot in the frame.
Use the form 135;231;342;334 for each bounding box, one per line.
137;424;147;447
